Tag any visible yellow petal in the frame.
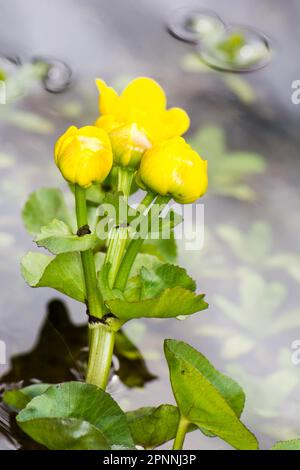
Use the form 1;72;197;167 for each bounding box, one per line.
162;107;190;139
95;115;119;133
54;126;77;164
121;77;166;112
96;78;119;115
148;108;190;143
77;125;111;143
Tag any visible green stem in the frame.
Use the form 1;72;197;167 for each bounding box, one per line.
75;184;103;319
172;415;189;450
117;166;134;201
103;167;134;287
114;193;169;291
85;322;115;389
114;237;144;291
135;191;156;214
105;226;128;288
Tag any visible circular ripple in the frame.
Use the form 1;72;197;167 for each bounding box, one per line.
32;56;73;93
167;8;226;44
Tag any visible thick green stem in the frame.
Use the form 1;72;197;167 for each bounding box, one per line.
75;184;103;319
114;193;169;291
104;167;134;287
172;415;189;450
86;322;115;389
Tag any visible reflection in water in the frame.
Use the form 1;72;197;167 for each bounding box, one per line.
0;299;156;449
1;299;86;385
168;8;226;45
198;25;272;73
168;8;272;72
32;57;73;93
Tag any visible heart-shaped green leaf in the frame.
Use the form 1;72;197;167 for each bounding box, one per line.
21;251;86;302
127;405;180;449
164;339;258;450
35;219;99;254
22;188;73;236
16;382;134;450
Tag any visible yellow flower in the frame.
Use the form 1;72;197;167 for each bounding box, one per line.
54;126;113;188
95;77;190;167
136;137;208;204
109;123;151;169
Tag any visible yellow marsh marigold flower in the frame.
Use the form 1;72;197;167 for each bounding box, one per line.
95;77;190;168
54;126;113;188
136;137;208;204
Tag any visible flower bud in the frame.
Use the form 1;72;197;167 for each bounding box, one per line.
109;123;151;169
54;126;113;188
136;137;208;204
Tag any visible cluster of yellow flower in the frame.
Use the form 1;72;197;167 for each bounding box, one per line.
54;77;208;204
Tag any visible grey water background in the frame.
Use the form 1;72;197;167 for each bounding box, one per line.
0;0;300;449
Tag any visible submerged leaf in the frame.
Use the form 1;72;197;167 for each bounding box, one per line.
271;439;300;450
189;126;266;201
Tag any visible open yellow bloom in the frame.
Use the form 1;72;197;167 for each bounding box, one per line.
136;137;208;204
54;126;113;188
95;77;190;168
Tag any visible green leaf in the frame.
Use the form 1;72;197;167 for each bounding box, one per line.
21;251;86;302
139;264;195;299
164;339;258;450
16;382;134;450
22;188;72;236
106;262;206;320
271;439;300;450
3;384;50;410
126;405;181;449
108;287;207;321
114;330;156;388
35;219;99;254
97;253;162;303
129;253;162;278
142;235;178;263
